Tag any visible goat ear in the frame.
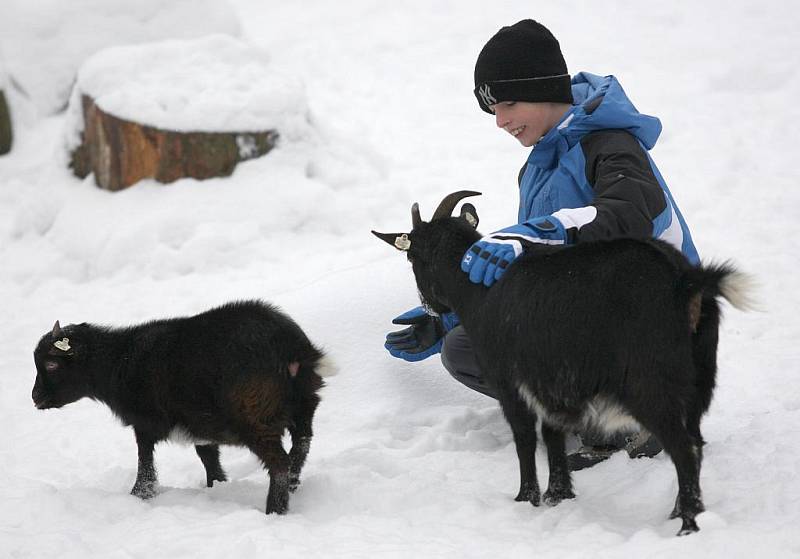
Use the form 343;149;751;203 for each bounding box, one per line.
371;230;411;251
460;203;479;229
52;321;63;338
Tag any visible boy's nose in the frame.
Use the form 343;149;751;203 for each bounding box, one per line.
495;108;509;129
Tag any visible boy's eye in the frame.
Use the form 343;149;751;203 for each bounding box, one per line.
45;361;59;371
490;101;516;113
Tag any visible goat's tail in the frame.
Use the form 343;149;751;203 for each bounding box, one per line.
289;349;336;398
678;261;757;418
718;269;761;312
312;353;339;378
682;261;760;312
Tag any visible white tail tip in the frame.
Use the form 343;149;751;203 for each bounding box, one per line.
720;270;762;312
315;354;339;378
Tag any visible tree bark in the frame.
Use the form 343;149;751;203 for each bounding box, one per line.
0;90;11;155
70;94;278;191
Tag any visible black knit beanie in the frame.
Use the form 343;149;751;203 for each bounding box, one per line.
474;20;573;113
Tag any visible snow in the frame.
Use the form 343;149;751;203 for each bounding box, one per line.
66;35;309;144
0;0;241;116
2;0;800;557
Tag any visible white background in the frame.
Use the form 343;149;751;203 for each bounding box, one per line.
1;1;799;557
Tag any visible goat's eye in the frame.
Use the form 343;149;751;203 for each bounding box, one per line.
45;361;59;371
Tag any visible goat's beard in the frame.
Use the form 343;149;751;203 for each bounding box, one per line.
412;259;453;316
420;299;440;317
417;289;451;317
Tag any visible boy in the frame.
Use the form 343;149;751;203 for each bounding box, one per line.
385;20;698;470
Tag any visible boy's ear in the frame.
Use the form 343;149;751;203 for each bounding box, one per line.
460;203;479;228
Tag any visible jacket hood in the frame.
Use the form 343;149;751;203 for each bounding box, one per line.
557;72;662;150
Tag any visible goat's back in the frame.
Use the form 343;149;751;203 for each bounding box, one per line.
113;300;324;435
473;239;701;402
131;300;321;375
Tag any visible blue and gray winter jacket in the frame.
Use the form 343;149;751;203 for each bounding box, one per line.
515;72;699;264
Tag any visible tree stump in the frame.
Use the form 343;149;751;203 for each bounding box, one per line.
70;95;277;191
0;90;11;155
65;35;307;191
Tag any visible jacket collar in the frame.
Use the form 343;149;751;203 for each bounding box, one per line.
526;107;575;169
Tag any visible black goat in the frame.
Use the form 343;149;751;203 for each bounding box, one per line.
373;191;754;535
31;300;335;514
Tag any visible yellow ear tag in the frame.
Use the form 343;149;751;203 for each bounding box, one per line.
394;234;411;251
54;338;71;352
464;213;477;227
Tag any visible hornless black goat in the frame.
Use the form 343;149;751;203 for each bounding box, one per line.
373;191;754;535
31;300;335;514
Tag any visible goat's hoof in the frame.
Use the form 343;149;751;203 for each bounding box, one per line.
543;488;576;507
206;476;227;488
515;490;540;507
206;471;227;488
130;483;157;500
265;501;289;515
266;491;290;515
677;517;700;536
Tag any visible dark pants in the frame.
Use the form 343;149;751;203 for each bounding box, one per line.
440;326;630;448
440;326;497;399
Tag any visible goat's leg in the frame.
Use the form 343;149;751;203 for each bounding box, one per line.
131;430;158;499
541;423;575;506
691;297;721;420
649;417;705;536
288;394;320;493
668;432;704;519
497;389;540;506
249;438;291;515
685;399;706;450
195;444;227;487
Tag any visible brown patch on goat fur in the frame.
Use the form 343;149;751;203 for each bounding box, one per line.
688;292;703;332
228;376;288;438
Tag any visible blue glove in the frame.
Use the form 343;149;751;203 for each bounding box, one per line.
385;306;460;362
461;218;566;287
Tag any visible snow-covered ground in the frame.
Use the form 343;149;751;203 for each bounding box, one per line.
2;1;799;557
0;0;241;116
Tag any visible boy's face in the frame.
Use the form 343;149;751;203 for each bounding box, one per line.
491;101;567;147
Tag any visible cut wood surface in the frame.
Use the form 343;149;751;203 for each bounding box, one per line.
0;90;11;155
71;94;278;191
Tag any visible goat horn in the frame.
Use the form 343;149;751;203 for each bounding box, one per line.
411;203;422;229
52;321;63;338
431;190;482;221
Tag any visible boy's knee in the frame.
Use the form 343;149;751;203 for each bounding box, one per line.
440;327;473;374
441;327;496;399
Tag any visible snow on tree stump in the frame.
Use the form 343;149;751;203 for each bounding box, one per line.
66;35;308;191
0;90;11;155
